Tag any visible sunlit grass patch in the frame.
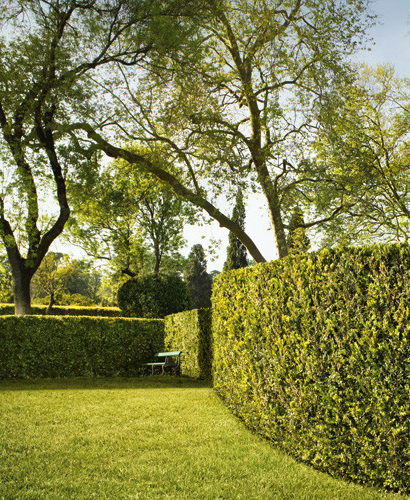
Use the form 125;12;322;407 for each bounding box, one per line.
0;377;408;500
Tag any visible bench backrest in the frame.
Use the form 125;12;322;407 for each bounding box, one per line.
154;351;182;357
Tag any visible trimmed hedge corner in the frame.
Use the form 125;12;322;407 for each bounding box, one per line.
165;308;212;380
0;316;164;378
212;243;410;494
0;304;123;317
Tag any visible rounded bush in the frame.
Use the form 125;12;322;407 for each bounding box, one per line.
117;274;192;318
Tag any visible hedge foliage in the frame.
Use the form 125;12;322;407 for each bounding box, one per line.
0;316;164;378
165;308;212;380
212;244;410;493
0;304;122;317
118;274;192;318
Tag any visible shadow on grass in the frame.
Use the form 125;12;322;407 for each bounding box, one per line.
0;375;212;392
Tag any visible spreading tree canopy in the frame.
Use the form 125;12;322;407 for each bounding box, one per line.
68;0;373;261
0;0;378;315
311;65;410;246
67;152;194;281
0;0;198;313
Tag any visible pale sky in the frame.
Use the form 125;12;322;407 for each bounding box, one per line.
360;0;410;76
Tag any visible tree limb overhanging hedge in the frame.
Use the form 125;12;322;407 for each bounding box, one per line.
212;244;410;493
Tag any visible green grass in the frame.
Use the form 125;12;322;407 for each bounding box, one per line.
0;377;408;500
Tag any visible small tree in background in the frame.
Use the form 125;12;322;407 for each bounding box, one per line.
31;253;74;314
184;244;212;309
287;208;311;255
31;254;102;310
223;189;248;272
68;153;195;281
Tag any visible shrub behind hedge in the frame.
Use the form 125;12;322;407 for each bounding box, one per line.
118;274;192;318
212;244;410;493
0;304;123;317
165;308;212;380
0;316;164;378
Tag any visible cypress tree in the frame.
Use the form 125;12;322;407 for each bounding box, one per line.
184;244;212;309
287;207;311;255
223;189;248;272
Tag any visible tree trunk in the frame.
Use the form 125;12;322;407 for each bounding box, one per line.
12;268;32;315
254;161;288;259
267;202;288;259
154;244;161;274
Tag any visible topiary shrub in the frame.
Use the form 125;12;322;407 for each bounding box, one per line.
118;274;192;318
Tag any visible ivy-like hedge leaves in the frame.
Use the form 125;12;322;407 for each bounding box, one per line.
212;244;410;493
0;316;164;378
165;308;212;380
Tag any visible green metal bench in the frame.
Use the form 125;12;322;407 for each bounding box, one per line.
140;351;182;376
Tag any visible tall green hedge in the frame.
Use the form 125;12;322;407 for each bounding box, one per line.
212;244;410;493
0;316;164;378
0;304;123;317
165;308;212;380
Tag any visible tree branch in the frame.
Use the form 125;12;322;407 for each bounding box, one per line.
66;122;267;263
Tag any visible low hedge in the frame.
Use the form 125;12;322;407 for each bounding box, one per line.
0;316;164;378
0;304;123;317
212;244;410;493
165;308;212;380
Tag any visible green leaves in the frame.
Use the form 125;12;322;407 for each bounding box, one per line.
312;65;410;246
184;244;213;309
0;304;123;317
67;151;192;280
0;315;165;378
117;274;192;319
213;243;410;493
165;308;213;380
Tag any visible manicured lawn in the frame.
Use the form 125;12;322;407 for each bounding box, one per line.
0;377;408;500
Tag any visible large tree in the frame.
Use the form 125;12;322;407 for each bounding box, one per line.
67;0;373;262
1;1;375;316
311;64;410;246
0;0;194;314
